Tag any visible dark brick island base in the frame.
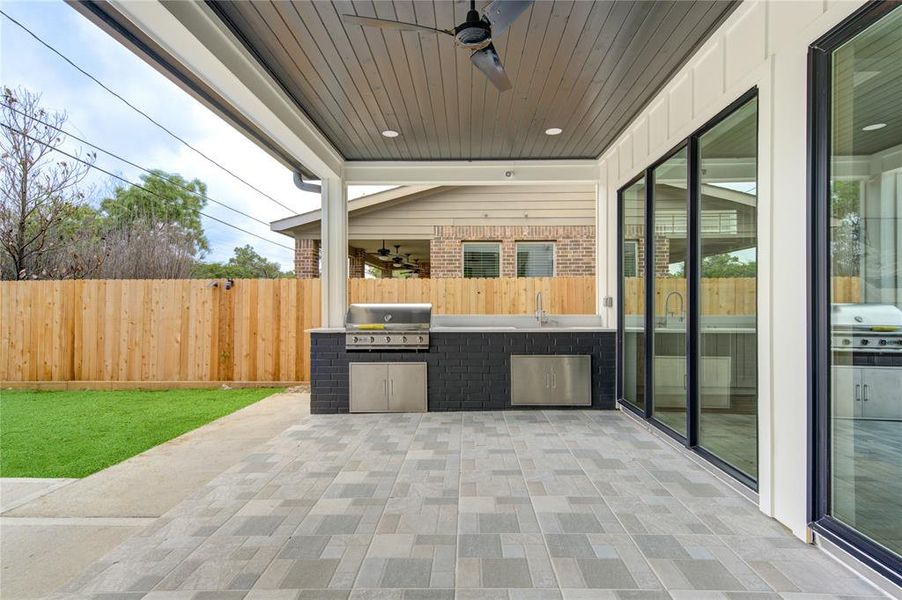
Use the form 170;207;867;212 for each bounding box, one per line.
310;330;616;414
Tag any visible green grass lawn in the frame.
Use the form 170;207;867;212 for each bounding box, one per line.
0;388;280;478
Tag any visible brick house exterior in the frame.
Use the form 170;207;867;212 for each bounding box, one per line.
430;225;595;278
271;184;598;279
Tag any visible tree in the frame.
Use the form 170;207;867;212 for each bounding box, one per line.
92;170;211;279
101;170;209;254
701;253;756;278
0;87;95;279
194;244;293;279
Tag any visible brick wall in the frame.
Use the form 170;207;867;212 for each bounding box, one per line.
295;239;320;278
430;225;596;278
310;331;616;413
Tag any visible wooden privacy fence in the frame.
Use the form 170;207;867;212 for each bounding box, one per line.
0;276;864;385
0;277;595;385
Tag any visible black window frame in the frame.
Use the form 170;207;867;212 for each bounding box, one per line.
807;0;902;585
616;87;759;492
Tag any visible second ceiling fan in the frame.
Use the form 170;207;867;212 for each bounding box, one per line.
342;0;533;92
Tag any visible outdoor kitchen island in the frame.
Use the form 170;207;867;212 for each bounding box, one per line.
309;307;616;414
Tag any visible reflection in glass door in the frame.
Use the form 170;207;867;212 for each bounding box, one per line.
824;5;902;560
620;178;647;412
652;148;689;436
617;93;759;486
697;98;759;480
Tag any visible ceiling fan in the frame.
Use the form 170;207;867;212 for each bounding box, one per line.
376;240;393;262
342;0;533;92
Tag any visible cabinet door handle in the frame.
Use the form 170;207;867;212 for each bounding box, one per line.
863;384;869;401
551;370;556;389
545;372;550;388
855;384;861;401
390;379;394;397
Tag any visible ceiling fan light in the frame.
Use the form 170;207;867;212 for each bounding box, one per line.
376;254;393;261
861;123;886;131
544;127;562;136
381;129;400;138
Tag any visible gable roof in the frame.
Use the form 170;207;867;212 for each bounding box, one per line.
270;185;445;237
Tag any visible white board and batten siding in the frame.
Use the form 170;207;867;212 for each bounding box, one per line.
596;0;869;541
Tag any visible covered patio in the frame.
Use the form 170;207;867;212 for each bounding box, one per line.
54;408;882;598
67;0;901;594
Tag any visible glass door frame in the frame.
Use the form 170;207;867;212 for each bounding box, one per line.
807;0;902;584
616;88;760;491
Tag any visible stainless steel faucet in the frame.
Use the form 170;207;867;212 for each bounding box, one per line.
662;291;685;325
535;291;548;325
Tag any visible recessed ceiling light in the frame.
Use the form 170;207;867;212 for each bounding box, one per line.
381;129;400;138
544;127;562;136
862;123;886;131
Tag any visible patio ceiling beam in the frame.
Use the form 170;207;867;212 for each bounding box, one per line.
78;0;343;181
342;160;601;186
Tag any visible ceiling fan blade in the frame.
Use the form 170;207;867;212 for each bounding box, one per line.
482;0;533;37
342;14;453;37
471;44;512;91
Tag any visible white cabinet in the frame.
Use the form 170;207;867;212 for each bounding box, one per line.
349;362;427;413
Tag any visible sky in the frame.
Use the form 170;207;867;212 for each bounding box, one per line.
0;1;385;271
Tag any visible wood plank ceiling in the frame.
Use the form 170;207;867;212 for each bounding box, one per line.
209;1;738;161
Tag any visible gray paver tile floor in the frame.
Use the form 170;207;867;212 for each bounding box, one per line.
53;410;888;599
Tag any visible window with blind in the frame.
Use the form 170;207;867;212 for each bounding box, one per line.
462;242;500;278
516;242;554;277
622;241;638;277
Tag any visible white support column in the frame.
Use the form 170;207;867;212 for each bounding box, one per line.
320;177;348;328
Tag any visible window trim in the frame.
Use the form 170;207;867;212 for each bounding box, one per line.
807;1;902;585
616;87;759;493
461;241;501;279
515;241;556;277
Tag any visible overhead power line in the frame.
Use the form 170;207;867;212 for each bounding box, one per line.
0;9;297;214
0;122;295;253
1;101;271;228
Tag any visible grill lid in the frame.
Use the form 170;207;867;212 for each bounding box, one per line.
831;303;902;331
345;303;432;331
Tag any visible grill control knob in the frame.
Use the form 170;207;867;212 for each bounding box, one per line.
418;336;425;343
402;336;408;343
369;336;375;343
353;336;359;343
842;339;851;346
860;339;869;346
385;336;391;343
879;339;887;346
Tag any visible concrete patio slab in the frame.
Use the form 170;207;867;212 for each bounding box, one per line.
0;391;308;600
0;477;74;512
47;409;891;600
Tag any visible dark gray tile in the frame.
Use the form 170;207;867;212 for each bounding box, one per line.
281;558;340;588
381;557;433;588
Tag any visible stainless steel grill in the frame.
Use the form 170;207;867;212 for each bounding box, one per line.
831;303;902;353
345;303;431;350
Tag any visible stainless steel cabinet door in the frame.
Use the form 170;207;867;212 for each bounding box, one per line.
860;367;902;420
511;356;551;405
349;363;388;413
549;356;591;406
511;355;591;406
387;363;427;412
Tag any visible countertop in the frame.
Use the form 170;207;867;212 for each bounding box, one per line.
309;326;616;333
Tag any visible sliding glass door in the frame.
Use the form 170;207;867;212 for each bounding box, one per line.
617;92;759;486
620;178;647;412
651;148;689;436
697;99;758;479
811;2;901;582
